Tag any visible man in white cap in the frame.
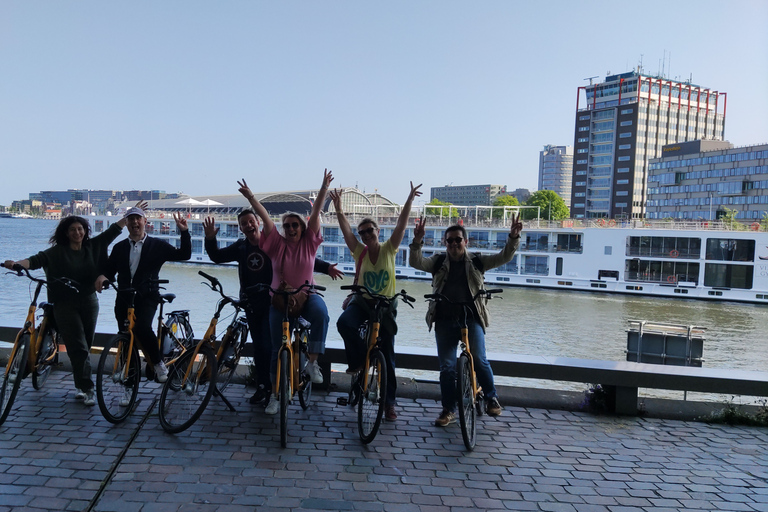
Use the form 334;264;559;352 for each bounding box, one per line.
96;208;191;382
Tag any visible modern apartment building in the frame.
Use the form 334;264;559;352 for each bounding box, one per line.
430;184;507;206
646;141;768;221
538;145;573;207
570;70;726;219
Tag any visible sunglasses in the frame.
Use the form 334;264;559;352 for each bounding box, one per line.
283;222;301;230
358;227;376;236
445;237;464;245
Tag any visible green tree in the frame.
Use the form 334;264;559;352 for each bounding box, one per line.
523;190;569;221
425;198;459;218
491;195;519;219
720;207;746;230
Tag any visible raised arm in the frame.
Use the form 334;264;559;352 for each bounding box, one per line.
307;169;333;235
238;179;274;236
115;200;149;228
329;188;360;252
389;181;422;248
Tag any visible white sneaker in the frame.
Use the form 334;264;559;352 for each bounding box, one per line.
120;388;133;407
83;390;96;406
8;371;18;384
74;388;87;400
154;361;169;383
264;394;279;415
308;361;323;385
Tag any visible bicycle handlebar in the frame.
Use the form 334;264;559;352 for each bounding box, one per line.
341;284;416;308
424;288;503;305
8;265;80;292
247;281;325;296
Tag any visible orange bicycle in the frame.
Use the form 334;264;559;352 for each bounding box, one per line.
254;282;325;448
0;266;72;425
95;279;194;423
158;271;250;434
424;289;503;450
337;284;414;443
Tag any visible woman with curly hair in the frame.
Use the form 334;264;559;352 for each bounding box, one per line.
3;207;140;405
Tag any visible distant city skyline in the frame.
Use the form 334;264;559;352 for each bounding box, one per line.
2;1;767;206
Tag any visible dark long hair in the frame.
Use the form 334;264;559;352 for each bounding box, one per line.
50;216;91;245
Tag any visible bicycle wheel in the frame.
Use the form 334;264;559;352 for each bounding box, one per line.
96;334;141;424
357;348;387;444
0;332;30;425
159;344;217;434
456;353;477;450
279;348;290;448
215;322;247;394
32;326;58;390
297;330;312;410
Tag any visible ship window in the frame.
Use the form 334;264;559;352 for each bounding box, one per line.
522;255;548;276
525;232;549;251
627;236;701;258
625;260;700;285
705;238;755;262
556;257;563;276
704;263;753;289
556;233;581;252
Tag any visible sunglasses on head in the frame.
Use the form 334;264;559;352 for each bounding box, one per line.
283;222;301;230
358;227;376;236
445;237;464;245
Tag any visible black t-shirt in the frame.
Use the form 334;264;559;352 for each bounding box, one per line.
437;258;477;322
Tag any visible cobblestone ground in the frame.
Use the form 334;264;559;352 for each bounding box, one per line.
0;372;766;512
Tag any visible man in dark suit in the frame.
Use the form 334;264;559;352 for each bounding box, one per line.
96;207;191;382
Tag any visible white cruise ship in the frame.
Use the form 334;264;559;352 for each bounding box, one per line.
90;199;768;304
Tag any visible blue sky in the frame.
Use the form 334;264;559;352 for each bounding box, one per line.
2;0;767;207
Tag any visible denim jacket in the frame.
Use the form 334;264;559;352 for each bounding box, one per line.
409;234;520;331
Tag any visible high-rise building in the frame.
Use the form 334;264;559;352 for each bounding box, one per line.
646;141;768;222
430;184;507;206
538;145;573;207
570;70;726;220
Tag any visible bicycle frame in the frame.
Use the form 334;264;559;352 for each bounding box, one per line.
457;309;481;404
6;268;64;378
340;285;415;396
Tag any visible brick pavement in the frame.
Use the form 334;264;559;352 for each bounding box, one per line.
0;371;766;512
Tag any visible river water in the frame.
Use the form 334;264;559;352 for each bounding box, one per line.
2;218;766;401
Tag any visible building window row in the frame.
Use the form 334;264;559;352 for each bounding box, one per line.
649;150;768;170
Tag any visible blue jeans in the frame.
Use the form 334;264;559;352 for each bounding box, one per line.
434;318;497;412
337;301;397;407
268;293;329;383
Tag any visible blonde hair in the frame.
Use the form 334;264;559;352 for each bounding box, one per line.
281;212;307;233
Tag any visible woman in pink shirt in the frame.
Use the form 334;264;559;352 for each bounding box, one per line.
238;170;332;414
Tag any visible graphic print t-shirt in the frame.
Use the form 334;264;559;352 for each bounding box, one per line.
353;240;397;298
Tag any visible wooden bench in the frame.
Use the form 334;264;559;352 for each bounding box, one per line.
2;327;767;415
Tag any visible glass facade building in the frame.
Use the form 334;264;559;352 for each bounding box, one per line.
570;71;726;220
647;141;768;221
538;145;573;207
